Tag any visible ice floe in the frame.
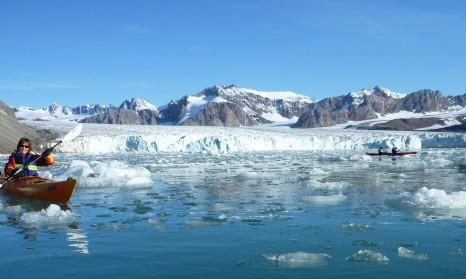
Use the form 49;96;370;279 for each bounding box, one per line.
20;204;76;226
55;160;153;188
386;187;466;219
346;249;389;263
302;194;346;205
398;247;428;261
263;252;331;268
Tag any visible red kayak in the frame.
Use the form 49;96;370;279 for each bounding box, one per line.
366;151;417;156
0;176;78;204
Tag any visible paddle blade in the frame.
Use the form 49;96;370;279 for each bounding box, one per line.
61;123;83;143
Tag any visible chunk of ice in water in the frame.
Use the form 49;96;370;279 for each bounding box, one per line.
263;252;331;268
346;249;389;263
302;194;346;205
20;204;75;226
398;247;428;261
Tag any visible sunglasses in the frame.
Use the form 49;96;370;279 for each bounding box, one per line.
18;145;30;148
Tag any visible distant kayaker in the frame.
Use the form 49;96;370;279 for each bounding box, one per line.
4;137;54;177
392;146;400;155
378;147;385;155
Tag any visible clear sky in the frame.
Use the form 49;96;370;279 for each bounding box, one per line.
1;0;466;108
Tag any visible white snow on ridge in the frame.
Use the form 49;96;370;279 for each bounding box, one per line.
120;98;158;112
219;86;316;103
15;106;87;122
349;87;406;106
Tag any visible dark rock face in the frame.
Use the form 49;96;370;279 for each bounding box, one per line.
80;109;158;125
137;109;159;125
0;100;55;153
158;97;189;124
182;102;260;126
397;90;447;112
80;109;142;125
294;88;457;128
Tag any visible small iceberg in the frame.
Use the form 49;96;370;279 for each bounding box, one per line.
263;252;331;268
20;204;76;226
346;249;389;263
398;247;428;261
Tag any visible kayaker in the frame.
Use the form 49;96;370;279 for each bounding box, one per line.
4;137;54;177
392;146;400;155
378;147;385;155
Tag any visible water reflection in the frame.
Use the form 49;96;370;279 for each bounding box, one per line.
66;225;89;254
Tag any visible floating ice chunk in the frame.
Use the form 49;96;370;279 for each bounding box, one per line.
20;204;76;226
5;205;23;214
386;188;466;219
302;194;346;205
263;252;331;268
56;160;153;188
450;248;465;256
185;215;227;227
310;181;350;190
39;170;54;179
398;247;428;261
342;222;374;232
213;203;235;212
426;158;453;167
346;249;389;263
394;187;466;209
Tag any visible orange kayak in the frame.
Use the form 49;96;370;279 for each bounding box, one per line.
0;176;78;204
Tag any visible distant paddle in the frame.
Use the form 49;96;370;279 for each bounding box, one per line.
0;124;83;189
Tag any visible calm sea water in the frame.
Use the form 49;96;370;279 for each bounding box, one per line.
1;150;466;278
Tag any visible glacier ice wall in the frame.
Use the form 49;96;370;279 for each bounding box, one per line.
47;124;466;154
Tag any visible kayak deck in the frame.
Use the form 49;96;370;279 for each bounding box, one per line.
0;176;78;204
366;151;418;156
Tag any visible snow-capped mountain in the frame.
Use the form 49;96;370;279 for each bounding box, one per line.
157;85;316;126
10;85;466;131
72;104;114;115
119;98;158;112
14;99;156;123
80;98;159;125
293;86;466;130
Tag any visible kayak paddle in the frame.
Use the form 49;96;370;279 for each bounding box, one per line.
0;123;83;189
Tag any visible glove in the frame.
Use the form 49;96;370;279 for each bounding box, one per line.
41;147;54;157
43;154;54;165
5;167;14;176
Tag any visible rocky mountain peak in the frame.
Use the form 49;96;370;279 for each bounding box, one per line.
46;103;73;115
119;98;158;112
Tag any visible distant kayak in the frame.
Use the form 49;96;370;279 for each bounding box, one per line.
0;176;78;203
366;151;417;156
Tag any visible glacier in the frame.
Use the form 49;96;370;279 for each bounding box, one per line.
19;122;463;154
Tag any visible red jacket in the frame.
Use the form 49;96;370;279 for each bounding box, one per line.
5;151;54;177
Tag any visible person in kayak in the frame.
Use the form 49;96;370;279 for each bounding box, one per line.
4;137;54;177
378;147;385;155
392;146;400;155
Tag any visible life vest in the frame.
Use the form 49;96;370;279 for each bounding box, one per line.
13;151;39;176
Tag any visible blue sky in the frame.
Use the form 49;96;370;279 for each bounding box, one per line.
1;0;466;108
